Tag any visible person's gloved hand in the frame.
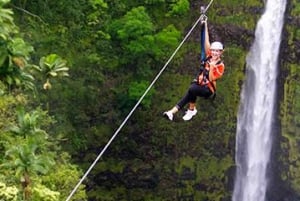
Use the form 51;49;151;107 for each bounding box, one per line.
200;14;207;24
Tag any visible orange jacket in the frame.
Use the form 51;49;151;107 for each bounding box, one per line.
198;52;225;93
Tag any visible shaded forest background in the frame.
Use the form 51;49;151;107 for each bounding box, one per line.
0;0;300;200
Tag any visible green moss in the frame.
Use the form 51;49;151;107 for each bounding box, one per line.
290;160;300;192
175;155;195;174
94;158;126;173
208;0;262;30
280;59;300;194
174;155;233;201
291;0;300;16
216;0;261;6
88;186;127;201
281;63;300;132
215;14;257;30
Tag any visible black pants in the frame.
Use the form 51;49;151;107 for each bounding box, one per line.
176;83;212;109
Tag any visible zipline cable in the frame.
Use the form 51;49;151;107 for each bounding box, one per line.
203;0;214;14
66;1;214;200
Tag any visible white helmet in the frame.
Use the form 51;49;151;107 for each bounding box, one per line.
210;41;224;50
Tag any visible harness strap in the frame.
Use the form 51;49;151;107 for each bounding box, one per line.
196;59;222;101
208;59;222;92
200;23;206;62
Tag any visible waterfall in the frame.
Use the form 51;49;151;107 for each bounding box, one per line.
232;0;287;201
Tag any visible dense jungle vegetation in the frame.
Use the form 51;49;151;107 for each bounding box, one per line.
0;0;299;200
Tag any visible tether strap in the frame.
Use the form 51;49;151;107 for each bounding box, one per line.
200;22;206;62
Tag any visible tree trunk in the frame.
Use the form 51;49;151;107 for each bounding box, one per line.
21;172;31;201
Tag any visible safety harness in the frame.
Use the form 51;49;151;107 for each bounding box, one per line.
195;57;222;100
196;21;223;100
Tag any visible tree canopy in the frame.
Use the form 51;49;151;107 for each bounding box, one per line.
2;0;300;200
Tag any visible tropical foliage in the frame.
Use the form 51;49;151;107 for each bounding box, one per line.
0;0;85;200
0;0;299;200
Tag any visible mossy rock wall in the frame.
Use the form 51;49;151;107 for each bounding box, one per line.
278;0;300;199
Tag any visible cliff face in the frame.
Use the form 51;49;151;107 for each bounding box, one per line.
275;0;300;200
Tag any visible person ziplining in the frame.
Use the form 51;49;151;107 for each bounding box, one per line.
66;1;217;200
163;16;225;121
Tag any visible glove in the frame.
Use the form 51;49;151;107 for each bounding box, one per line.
200;14;207;24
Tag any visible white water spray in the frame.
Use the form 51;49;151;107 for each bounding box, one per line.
232;0;287;201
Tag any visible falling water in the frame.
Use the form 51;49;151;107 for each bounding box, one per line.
232;0;287;201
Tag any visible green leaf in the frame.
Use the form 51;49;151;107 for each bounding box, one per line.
8;38;34;58
49;72;58;77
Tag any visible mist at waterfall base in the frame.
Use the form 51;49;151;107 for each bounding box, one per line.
232;0;287;201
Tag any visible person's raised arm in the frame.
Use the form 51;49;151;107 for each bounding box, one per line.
203;21;210;55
